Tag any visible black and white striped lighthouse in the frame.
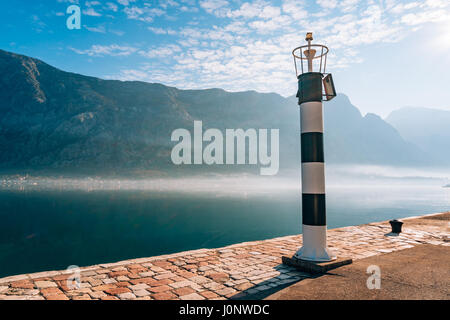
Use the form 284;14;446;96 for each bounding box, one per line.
292;33;337;262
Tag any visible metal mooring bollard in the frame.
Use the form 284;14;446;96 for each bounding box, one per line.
389;219;403;233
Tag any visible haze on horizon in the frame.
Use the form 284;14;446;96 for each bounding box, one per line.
1;0;449;117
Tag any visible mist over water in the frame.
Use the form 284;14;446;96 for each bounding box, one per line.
0;165;448;278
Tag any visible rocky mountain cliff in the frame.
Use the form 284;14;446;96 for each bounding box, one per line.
0;49;434;175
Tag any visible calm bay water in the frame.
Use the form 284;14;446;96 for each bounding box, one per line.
0;174;449;278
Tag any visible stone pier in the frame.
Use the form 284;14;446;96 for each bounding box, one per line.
0;212;448;300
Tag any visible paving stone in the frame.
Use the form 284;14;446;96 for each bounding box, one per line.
151;291;177;300
45;294;69;300
150;266;166;273
104;287;131;295
129;283;149;291
206;272;229;282
35;281;57;289
139;271;155;277
173;286;196;296
86;278;103;286
89;291;107;299
81;271;97;277
198;290;219;299
109;270;129;278
103;278;117;284
203;282;225;290
168;280;195;289
116;281;130;287
234;282;254;291
101;295;119;300
153;272;175;280
118;292;136;300
190;276;211;284
28;271;61;279
40;287;64;296
27;295;46;300
0;295;28;300
216;287;237;296
0;275;29;284
134;289;151;297
148;285;171;293
10;280;35;289
179;293;205;300
96;269;111;274
135;296;153;300
111;266;127;272
92;284;115;291
72;294;91;300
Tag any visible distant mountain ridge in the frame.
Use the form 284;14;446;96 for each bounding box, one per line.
386;107;450;164
0;49;442;175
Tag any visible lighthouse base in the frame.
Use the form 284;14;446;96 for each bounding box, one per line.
282;256;352;274
294;224;337;262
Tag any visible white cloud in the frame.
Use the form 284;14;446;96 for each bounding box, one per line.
260;5;281;19
139;44;182;58
390;2;420;14
110;29;125;36
30;14;46;33
227;2;267;19
159;0;180;9
105;2;118;12
400;9;449;25
249;15;293;33
339;0;359;13
85;1;101;6
316;0;338;10
199;0;229;16
70;44;138;56
117;0;135;5
123;6;146;20
85;25;106;33
73;0;450;97
282;0;308;20
123;5;165;22
148;27;177;35
148;27;167;34
424;0;450;9
180;6;199;12
83;8;102;16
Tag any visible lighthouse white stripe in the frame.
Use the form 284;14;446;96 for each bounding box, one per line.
295;224;336;262
300;101;323;133
301;162;325;194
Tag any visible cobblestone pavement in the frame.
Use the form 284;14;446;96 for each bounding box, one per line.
0;212;448;300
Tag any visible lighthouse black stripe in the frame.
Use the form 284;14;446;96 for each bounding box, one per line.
301;132;324;163
302;193;326;226
296;72;323;105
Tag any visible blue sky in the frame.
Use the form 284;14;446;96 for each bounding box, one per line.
1;0;449;116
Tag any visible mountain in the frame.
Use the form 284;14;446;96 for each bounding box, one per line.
322;94;430;165
386;107;450;164
0;49;432;175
